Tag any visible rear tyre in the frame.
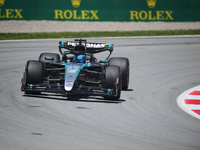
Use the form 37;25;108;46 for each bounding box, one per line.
39;53;60;63
24;60;44;94
109;57;129;90
103;65;121;100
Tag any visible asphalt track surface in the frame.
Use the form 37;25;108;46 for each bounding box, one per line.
0;36;200;150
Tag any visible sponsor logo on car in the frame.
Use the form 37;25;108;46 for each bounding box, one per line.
66;84;72;87
67;42;82;46
66;42;105;48
86;43;106;48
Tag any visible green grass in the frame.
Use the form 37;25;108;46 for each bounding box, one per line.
0;29;200;40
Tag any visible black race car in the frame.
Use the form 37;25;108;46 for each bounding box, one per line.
21;39;129;100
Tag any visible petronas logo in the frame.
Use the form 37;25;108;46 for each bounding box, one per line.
0;0;5;6
71;0;81;8
146;0;157;8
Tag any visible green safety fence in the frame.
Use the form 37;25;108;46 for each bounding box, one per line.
0;0;199;21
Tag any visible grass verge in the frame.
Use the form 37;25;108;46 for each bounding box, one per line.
0;29;199;40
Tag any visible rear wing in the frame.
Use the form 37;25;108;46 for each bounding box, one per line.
58;39;114;58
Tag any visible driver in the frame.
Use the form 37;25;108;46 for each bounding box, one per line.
76;55;86;63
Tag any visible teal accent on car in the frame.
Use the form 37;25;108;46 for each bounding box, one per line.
69;70;76;73
60;63;67;80
107;89;111;95
45;56;54;60
75;63;91;80
61;41;64;47
100;60;109;62
109;44;112;49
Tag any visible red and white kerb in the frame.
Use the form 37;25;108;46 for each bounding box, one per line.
185;90;200;115
177;87;200;120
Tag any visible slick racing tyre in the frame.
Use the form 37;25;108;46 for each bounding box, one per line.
109;57;129;90
103;65;121;100
39;53;60;63
23;60;44;94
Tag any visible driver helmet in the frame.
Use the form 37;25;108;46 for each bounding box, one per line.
77;55;85;63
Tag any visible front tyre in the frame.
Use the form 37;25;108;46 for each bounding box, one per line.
22;60;44;94
109;57;129;90
103;65;121;100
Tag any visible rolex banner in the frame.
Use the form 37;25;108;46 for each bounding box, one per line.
0;0;199;21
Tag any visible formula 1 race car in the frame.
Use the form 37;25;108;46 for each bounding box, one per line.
21;39;129;100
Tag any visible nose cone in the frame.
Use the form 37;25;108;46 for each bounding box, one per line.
64;63;82;91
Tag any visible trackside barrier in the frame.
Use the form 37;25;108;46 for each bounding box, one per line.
0;0;199;21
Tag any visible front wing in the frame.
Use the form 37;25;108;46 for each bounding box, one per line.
22;83;118;97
